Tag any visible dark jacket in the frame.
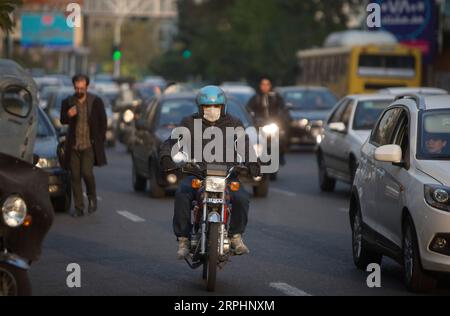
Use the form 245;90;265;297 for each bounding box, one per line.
60;93;108;169
247;91;286;122
160;113;257;167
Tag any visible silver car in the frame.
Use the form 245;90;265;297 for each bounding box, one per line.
317;94;395;191
351;93;450;293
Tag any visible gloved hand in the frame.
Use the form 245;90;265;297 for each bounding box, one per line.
248;163;261;177
161;156;176;171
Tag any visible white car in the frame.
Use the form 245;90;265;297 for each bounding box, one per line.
379;87;448;96
317;94;395;191
351;93;450;292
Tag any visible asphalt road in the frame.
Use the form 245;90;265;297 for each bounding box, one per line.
29;145;450;296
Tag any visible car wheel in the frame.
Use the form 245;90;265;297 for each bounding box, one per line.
253;176;269;197
352;206;382;270
149;161;166;199
402;216;437;293
318;154;336;192
0;263;31;296
132;162;147;192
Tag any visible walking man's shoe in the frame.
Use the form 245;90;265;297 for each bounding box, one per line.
231;234;250;255
177;237;191;260
88;198;97;214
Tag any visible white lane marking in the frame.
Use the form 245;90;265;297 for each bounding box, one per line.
117;211;146;223
338;207;349;213
271;188;297;197
270;282;312;296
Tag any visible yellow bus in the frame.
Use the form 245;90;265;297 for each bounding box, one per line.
297;44;422;97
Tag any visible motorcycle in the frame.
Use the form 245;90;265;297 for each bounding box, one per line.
171;154;249;292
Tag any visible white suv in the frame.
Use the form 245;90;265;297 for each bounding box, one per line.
351;94;450;292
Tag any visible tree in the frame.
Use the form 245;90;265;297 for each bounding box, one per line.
0;0;21;33
151;0;364;85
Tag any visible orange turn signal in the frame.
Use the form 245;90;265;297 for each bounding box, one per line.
23;215;32;227
191;179;202;189
230;182;240;192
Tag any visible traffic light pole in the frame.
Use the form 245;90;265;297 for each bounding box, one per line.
113;17;124;78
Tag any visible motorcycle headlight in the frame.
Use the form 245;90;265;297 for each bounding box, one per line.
425;185;450;212
36;157;60;169
123;110;134;123
2;195;28;228
205;177;226;193
262;123;279;136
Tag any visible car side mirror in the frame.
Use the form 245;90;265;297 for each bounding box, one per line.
329;122;346;133
374;144;403;164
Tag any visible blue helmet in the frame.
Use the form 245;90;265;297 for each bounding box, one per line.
196;85;227;114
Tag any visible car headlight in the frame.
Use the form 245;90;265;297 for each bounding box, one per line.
262;123;279;136
425;185;450;212
123;110;134;123
205;177;226;192
36;157;60;169
2;195;28;228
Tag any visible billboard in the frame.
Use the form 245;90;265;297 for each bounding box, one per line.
21;13;74;48
370;0;439;64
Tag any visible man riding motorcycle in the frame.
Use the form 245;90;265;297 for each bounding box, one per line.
160;86;260;260
247;76;288;166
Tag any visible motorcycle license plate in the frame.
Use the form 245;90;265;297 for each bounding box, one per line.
207;198;224;204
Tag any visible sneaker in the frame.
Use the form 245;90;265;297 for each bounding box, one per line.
177;237;191;260
231;234;250;255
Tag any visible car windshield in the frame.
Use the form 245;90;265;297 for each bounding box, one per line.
418;110;450;160
283;90;337;110
53;91;73;111
37;109;55;138
353;99;393;130
157;99;197;128
156;99;252;129
227;100;252;128
227;92;254;106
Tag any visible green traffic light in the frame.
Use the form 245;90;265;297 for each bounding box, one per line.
113;50;122;61
182;50;192;59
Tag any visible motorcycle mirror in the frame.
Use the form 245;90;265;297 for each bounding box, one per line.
173;151;188;164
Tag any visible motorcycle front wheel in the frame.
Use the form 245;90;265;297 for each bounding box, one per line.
206;223;220;292
0;263;31;296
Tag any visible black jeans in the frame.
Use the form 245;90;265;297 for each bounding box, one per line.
70;148;96;210
173;176;250;238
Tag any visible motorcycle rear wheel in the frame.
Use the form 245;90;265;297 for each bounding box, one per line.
206;223;220;292
0;263;31;296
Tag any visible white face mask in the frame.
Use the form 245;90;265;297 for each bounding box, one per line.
203;106;221;122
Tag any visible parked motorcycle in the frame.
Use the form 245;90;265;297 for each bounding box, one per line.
171;154;249;292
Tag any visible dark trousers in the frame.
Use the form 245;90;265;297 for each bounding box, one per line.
70;148;96;210
174;177;250;238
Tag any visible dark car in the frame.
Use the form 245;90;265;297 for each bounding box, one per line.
276;86;337;147
131;93;269;198
34;107;71;212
